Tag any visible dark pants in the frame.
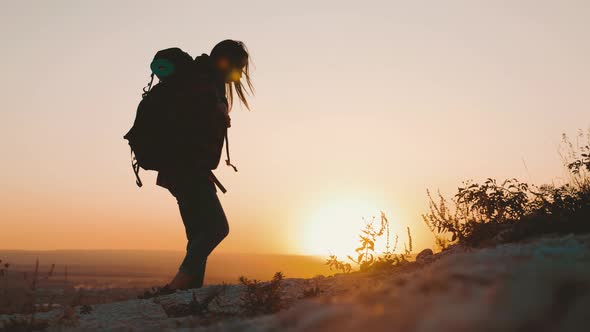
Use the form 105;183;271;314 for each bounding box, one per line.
168;178;229;288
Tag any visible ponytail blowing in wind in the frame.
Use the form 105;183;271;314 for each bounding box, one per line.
210;39;255;111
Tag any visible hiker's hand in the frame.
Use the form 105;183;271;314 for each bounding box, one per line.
225;113;231;128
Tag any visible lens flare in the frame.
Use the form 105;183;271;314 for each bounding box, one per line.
217;58;229;70
230;70;242;82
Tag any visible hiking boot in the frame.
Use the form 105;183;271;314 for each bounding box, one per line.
138;284;176;299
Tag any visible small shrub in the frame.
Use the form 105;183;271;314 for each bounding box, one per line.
162;288;222;318
423;130;590;247
238;272;285;316
79;304;93;315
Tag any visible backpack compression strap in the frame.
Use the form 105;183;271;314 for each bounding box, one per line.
225;131;238;172
208;171;227;194
129;146;143;187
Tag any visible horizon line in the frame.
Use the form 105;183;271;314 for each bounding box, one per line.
0;248;325;258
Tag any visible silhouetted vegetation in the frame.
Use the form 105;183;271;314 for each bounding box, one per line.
326;212;414;273
423;130;590;247
325;254;352;274
238;272;285;316
327;130;590;271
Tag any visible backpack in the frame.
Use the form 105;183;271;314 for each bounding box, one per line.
123;48;237;188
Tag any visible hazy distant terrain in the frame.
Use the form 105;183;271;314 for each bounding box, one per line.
0;250;332;288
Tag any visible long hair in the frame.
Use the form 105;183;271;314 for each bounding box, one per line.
210;40;255;111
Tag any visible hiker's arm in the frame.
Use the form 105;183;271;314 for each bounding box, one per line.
182;98;227;170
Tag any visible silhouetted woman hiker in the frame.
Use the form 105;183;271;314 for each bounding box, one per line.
154;40;254;294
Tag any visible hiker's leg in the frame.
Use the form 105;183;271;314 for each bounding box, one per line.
180;183;228;286
174;249;207;289
171;181;229;288
169;270;193;290
168;234;201;290
188;258;207;289
168;186;202;290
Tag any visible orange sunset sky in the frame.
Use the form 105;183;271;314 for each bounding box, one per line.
1;1;589;257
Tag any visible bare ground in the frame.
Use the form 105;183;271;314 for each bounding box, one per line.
2;233;590;331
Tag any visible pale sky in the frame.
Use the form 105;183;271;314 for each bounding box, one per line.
1;0;589;256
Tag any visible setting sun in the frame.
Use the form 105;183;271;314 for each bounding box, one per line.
299;199;394;257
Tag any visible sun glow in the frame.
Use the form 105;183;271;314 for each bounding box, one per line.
300;199;390;257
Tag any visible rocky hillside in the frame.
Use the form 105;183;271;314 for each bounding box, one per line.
2;234;589;331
